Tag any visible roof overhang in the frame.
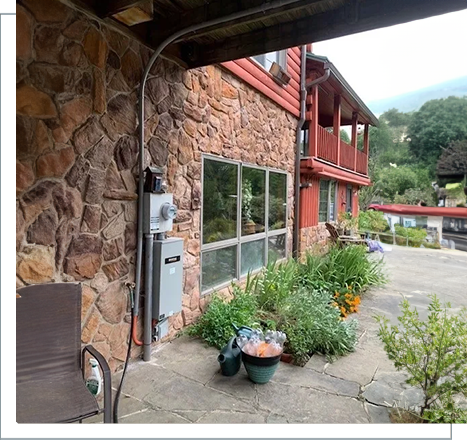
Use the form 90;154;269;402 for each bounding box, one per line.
306;53;379;126
64;0;467;69
301;157;371;186
369;204;467;218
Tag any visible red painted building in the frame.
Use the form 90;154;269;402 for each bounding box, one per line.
223;49;377;250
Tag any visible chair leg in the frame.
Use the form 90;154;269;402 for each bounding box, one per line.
103;377;112;423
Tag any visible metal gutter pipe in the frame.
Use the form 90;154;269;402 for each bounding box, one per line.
293;45;307;258
292;58;331;258
134;0;304;353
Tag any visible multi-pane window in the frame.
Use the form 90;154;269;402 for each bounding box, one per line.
252;51;287;72
201;156;288;293
319;179;337;222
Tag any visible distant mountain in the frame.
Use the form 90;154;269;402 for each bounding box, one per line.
368;76;467;115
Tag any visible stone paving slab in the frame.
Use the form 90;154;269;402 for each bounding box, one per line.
106;246;467;424
256;382;369;423
272;363;360;398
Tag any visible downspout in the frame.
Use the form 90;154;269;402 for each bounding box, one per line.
133;0;304;352
293;46;307;258
292;55;331;258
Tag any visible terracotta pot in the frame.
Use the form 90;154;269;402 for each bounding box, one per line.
280;353;293;364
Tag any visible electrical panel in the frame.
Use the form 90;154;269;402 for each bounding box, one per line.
152;237;183;321
143;193;178;234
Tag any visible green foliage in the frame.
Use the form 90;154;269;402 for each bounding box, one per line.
394;225;427;247
408;96;467;169
381;108;413;128
281;289;359;365
376;295;467;416
358;210;388;232
188;285;258;349
340;129;351;144
191;246;386;364
299;245;386;295
393;187;437;207
423;395;467;423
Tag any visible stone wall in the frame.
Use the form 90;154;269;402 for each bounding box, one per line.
299;224;330;255
16;0;297;371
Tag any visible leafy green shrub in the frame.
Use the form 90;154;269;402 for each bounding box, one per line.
300;245;386;294
376;295;467;417
254;259;298;313
358;210;389;232
188;285;258;349
423;397;467;423
281;289;358;365
394;225;427;247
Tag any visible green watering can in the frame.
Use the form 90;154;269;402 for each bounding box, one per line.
217;336;241;376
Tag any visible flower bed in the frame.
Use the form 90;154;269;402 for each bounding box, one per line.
189;245;386;365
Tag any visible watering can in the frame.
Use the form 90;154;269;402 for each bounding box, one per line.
232;323;253;339
217;336;241;376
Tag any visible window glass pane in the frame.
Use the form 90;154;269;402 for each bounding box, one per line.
202;159;238;244
269;172;287;230
241;239;265;277
202;246;237;291
242;167;266;236
252;54;266;69
346;185;353;213
329;181;336;222
319;180;329;222
268;234;286;262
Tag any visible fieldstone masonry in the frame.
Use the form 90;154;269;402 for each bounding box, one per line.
16;0;296;371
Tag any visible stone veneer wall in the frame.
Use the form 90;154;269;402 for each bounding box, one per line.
16;0;297;371
299;224;330;255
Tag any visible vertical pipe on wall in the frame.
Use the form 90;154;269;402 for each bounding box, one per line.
293;45;307;258
143;234;154;362
134;0;305;355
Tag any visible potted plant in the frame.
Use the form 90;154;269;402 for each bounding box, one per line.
242;180;256;235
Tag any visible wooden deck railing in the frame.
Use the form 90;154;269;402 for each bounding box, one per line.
356;149;368;175
309;125;368;175
340;140;355;171
316;125;338;164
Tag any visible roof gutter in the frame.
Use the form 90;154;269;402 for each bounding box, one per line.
293;57;330;258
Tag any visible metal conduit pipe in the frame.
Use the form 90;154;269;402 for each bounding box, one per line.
292;57;331;258
134;0;304;353
293;45;307;258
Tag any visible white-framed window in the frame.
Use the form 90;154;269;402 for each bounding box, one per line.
318;179;337;223
201;155;288;293
252;50;287;72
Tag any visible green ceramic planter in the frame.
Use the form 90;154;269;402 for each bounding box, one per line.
241;351;282;384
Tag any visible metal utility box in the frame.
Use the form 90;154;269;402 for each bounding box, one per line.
152;237;183;321
143;193;178;234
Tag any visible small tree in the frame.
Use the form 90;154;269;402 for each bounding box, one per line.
376;295;467;418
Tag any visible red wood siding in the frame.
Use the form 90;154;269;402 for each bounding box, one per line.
337;182;346;215
221;47;301;117
352;185;359;217
300;175;320;228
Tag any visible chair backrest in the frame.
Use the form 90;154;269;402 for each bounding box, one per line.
325;222;339;240
16;283;82;383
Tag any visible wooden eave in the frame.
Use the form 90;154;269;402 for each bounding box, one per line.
64;0;467;69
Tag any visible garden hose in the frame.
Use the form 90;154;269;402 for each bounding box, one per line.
113;284;135;423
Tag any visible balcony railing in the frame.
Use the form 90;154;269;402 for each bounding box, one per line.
340;140;355;171
356;149;368;175
311;126;368;175
317;125;338;164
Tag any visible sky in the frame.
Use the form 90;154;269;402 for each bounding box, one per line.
313;9;467;103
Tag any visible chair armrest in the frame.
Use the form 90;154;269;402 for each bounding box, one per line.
82;345;112;423
82;345;111;375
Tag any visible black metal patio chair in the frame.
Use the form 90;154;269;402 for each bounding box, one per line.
16;283;112;423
